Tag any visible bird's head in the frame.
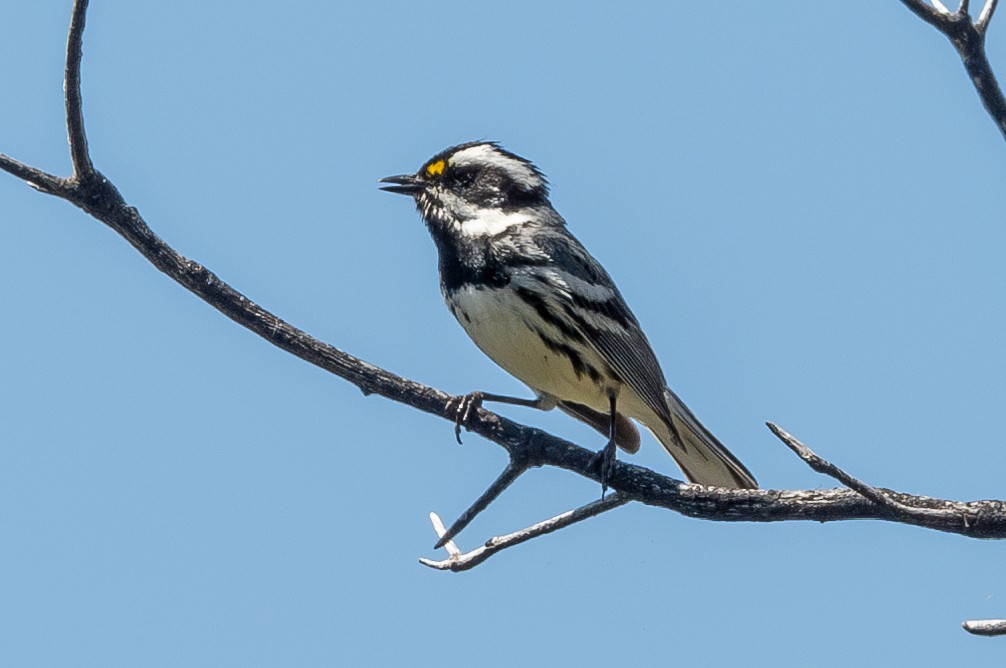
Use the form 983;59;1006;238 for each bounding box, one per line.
380;141;550;235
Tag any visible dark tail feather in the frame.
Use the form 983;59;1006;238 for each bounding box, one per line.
656;387;758;489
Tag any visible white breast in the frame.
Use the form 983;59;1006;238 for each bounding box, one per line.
447;284;614;411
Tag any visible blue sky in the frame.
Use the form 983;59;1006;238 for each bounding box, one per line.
2;1;1006;665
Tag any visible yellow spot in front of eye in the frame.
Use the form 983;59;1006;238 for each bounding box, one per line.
426;160;445;177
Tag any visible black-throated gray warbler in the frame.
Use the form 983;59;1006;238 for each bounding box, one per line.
381;142;756;490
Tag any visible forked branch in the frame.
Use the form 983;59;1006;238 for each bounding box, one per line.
420;494;630;572
899;0;1006;140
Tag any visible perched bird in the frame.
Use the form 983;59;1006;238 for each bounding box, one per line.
380;142;756;490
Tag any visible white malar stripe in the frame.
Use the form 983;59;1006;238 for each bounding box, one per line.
456;208;528;237
449;144;543;191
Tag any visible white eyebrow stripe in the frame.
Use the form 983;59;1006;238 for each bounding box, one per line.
449;144;542;190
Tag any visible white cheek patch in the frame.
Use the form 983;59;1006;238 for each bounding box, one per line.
421;189;527;237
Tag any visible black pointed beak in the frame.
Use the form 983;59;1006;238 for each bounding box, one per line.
379;173;425;196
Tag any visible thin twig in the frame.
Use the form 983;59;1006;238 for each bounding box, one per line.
766;422;958;524
420;493;630;572
977;0;999;32
0;155;64;195
767;423;906;507
962;619;1006;635
434;459;530;549
900;0;951;28
427;513;460;557
64;0;93;178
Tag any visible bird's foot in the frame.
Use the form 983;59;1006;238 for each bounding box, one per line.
592;439;618;497
447;391;485;445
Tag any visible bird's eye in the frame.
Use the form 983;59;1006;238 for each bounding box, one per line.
451;169;477;189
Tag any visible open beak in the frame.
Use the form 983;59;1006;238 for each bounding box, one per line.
379;173;425;196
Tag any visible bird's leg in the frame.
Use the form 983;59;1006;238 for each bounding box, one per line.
591;393;619;496
448;391;551;444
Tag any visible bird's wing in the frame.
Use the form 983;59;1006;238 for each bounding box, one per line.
494;221;757;488
510;225;676;427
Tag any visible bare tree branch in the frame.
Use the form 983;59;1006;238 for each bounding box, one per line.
767;423;958;524
902;0;954;26
963;619;1006;635
434;459;530;550
0;154;63;195
64;0;93;178
899;0;1006;140
6;4;1006;623
0;0;92;196
977;0;999;32
420;494;631;572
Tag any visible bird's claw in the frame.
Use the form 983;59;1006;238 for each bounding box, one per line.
447;391;484;444
592;440;618;497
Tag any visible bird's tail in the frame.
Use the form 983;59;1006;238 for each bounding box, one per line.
651;387;758;489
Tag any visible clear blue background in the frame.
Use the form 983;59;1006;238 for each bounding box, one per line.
2;2;1005;665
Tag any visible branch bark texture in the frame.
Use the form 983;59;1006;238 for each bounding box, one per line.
963;618;1006;635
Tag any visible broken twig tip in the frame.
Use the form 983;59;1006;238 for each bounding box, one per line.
428;511;460;556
